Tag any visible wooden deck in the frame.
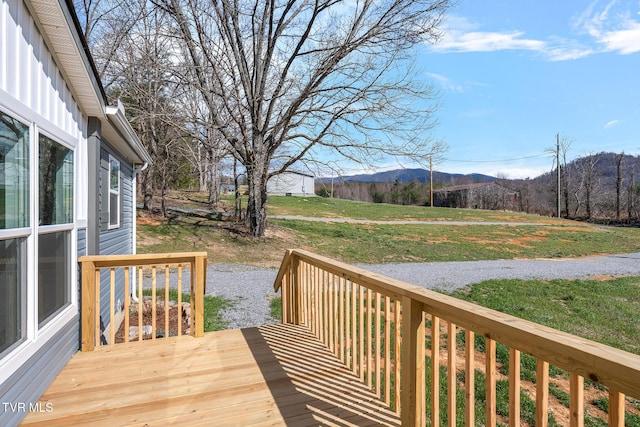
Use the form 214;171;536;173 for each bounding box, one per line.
21;324;401;426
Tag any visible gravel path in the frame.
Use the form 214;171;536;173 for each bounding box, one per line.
207;252;640;329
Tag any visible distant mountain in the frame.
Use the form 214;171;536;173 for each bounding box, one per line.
320;168;496;185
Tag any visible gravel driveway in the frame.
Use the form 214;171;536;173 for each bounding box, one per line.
207;252;640;329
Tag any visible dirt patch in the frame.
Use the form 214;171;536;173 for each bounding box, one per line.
114;299;190;343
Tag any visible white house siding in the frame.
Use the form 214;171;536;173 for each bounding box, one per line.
0;0;83;143
267;172;315;196
0;0;87;424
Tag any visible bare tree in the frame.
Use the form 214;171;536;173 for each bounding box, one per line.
155;0;451;236
74;0;147;89
629;165;638;221
546;134;572;217
576;154;600;219
172;84;231;206
615;152;624;220
104;3;182;212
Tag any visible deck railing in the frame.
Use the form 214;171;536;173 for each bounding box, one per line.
79;252;207;351
274;249;640;427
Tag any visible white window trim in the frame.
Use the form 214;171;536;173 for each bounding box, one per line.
0;114;78;385
108;154;121;229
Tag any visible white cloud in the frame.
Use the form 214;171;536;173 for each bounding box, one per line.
425;72;464;93
600;20;640;53
432;4;640;61
573;1;640;54
431;15;592;61
604;119;623;128
434;28;545;53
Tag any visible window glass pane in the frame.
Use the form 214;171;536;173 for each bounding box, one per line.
110;160;119;191
38;231;70;326
0;238;26;356
39;135;73;225
109;193;119;225
0;112;29;229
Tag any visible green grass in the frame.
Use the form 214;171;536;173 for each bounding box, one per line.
270;297;282;321
140;193;640;265
452;276;640;355
142;288;233;332
267;195;557;223
271;218;640;263
452;276;640;426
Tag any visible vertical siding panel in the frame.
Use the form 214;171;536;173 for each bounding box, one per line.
27;17;36;108
39;46;46;119
5;0;17;97
17;0;27;103
1;0;6;90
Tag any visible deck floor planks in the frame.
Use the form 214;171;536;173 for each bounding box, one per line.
21;324;400;426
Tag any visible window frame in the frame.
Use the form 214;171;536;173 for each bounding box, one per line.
0;97;79;385
0;109;30;358
37;131;74;328
108;154;120;229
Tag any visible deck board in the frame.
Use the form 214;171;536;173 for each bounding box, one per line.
20;324;401;426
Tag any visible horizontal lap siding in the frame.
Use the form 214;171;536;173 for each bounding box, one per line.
0;316;78;427
98;146;135;327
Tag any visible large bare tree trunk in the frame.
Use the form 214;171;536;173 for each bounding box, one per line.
246;159;269;237
207;148;220;206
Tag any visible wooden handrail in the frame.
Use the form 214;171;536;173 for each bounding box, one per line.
274;248;640;426
273;249;293;292
80;252;207;351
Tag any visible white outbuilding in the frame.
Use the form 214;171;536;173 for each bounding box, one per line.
267;172;315;196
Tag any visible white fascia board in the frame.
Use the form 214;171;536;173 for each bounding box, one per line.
104;101;152;166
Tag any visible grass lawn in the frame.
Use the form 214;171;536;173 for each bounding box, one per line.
452;276;640;355
266;195;562;223
138;193;640;266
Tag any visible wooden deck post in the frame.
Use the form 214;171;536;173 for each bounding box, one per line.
291;256;301;325
193;254;206;337
609;389;625;427
80;258;96;352
401;296;425;427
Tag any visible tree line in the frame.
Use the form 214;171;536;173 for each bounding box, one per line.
74;0;452;236
319;152;640;223
519;151;640;222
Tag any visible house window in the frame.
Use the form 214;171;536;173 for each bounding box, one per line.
38;134;73;327
38;231;70;326
0;237;27;356
0;111;30;229
109;156;120;229
0;111;29;357
39;134;73;225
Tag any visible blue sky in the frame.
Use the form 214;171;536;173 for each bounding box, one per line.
414;0;640;179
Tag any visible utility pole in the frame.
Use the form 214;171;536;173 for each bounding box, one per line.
556;133;561;218
429;155;434;207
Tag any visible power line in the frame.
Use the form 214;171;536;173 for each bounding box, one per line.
443;153;550;164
